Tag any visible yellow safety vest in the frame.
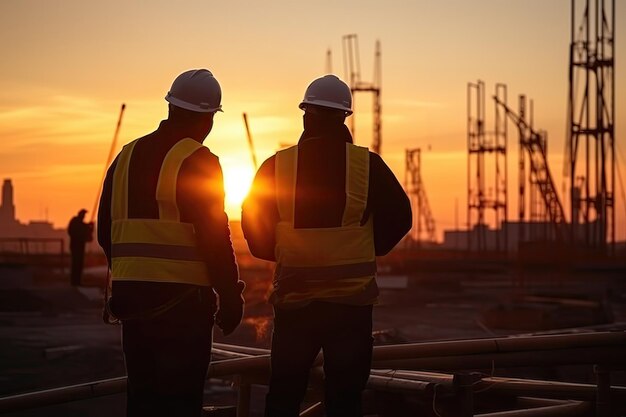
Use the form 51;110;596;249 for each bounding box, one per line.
110;138;211;286
272;143;377;305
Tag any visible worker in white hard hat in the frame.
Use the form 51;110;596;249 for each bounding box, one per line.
97;69;245;417
242;74;411;417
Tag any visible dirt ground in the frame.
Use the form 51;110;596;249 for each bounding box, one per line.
0;260;625;416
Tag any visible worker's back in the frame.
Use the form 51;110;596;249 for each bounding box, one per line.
291;134;352;228
99;118;226;318
243;74;412;417
96;68;244;417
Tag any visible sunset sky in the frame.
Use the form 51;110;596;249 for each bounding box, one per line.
0;1;624;241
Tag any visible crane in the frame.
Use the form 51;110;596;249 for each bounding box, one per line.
493;96;568;240
91;103;125;223
405;148;436;245
342;34;382;154
242;113;258;170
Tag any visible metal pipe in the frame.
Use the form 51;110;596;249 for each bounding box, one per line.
366;374;434;394
2;333;624;413
475;400;590;417
299;402;324;417
211;347;255;360
371;369;626;402
481;375;626;403
373;346;626;371
371;332;626;362
208;355;271;378
0;376;126;413
213;343;269;356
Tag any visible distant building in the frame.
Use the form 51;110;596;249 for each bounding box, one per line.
0;179;20;234
443;220;606;252
0;178;69;253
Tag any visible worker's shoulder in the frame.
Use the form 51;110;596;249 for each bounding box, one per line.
366;150;386;166
257;151;277;166
186;145;220;164
258;153;277;173
180;145;223;177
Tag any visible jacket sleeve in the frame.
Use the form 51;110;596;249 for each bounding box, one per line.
97;156;118;268
368;152;412;256
241;156;279;261
177;148;241;298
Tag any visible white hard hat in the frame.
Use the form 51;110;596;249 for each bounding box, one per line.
165;69;223;113
299;74;353;115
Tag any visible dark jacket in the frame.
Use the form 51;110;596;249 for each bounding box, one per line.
241;119;412;262
97;119;240;316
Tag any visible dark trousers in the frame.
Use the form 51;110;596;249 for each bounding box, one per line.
69;244;84;286
265;302;373;417
122;291;215;417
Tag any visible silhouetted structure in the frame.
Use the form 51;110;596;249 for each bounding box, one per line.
405;148;436;245
342;34;382;154
0;179;16;228
0;179;69;254
566;0;616;251
467;81;508;252
494;95;567;242
67;209;92;286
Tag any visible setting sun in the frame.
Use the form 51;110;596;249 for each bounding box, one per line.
222;162;255;219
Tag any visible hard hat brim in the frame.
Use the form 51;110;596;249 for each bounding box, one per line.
165;94;223;113
299;99;353;115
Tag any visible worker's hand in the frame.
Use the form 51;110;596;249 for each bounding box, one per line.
216;281;245;336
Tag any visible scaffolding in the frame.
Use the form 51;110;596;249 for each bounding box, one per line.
342;34;382;154
467;81;508;252
405;148;436;245
566;0;616;251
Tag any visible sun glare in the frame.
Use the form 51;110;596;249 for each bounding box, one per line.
222;163;255;218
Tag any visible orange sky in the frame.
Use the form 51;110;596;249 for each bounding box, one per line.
0;1;624;241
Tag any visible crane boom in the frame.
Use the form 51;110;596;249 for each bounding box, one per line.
242;113;258;170
91;103;125;223
493;96;568;239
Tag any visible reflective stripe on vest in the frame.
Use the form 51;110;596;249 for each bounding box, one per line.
110;138;211;286
272;143;377;305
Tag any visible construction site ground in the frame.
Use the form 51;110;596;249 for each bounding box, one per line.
0;259;625;416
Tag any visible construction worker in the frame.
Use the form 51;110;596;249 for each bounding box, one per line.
67;208;93;286
242;74;411;417
97;69;245;417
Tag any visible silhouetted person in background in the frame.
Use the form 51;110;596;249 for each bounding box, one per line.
67;208;92;286
242;75;411;417
97;69;245;417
